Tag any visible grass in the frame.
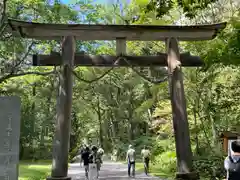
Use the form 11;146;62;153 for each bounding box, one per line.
19;160;51;180
135;162;173;178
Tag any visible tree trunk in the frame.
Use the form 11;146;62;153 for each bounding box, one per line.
110;111;116;140
193;106;199;154
128;91;135;141
31;83;36;154
40;81;53;148
97;95;103;147
128;119;134;141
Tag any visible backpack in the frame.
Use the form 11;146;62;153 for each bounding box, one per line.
88;153;94;163
228;156;240;179
89;152;101;164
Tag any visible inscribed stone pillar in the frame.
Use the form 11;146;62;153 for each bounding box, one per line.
0;96;21;180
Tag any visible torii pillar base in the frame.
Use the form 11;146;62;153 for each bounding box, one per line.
176;172;199;180
46;177;71;180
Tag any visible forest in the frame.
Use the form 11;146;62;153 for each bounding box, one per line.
0;0;240;179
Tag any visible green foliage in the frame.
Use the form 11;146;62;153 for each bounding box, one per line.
154;151;176;174
69;146;80;161
145;0;218;19
193;154;225;179
151;139;175;159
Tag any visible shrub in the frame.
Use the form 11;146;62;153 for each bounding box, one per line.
193;154;225;179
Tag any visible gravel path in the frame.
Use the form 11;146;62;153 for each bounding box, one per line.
68;161;162;180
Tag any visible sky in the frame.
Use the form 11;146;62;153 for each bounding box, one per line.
59;0;130;24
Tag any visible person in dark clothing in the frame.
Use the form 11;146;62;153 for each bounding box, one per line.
79;145;85;167
81;146;90;179
224;140;240;179
126;145;136;177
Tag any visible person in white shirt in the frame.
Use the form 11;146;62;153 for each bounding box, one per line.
126;144;136;177
98;146;104;157
141;145;151;175
97;146;104;168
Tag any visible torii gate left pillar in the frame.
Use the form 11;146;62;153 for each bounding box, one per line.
47;36;75;180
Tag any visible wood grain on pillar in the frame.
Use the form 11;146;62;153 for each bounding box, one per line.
50;36;75;179
166;37;197;179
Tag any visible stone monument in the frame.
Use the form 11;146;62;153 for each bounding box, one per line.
0;96;21;180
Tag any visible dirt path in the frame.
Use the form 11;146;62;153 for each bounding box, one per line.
68;161;162;180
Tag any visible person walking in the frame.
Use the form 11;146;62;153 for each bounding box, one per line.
224;140;240;179
141;145;151;175
126;144;136;177
79;144;86;167
81;146;90;179
97;146;104;170
89;145;101;179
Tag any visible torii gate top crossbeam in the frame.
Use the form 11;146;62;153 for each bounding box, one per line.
6;18;226;41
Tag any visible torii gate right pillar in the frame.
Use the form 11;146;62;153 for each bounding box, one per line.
166;37;198;179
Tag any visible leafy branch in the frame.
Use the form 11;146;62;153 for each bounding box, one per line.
0;69;57;83
0;41;56;84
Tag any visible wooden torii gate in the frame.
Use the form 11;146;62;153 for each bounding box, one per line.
6;19;226;180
